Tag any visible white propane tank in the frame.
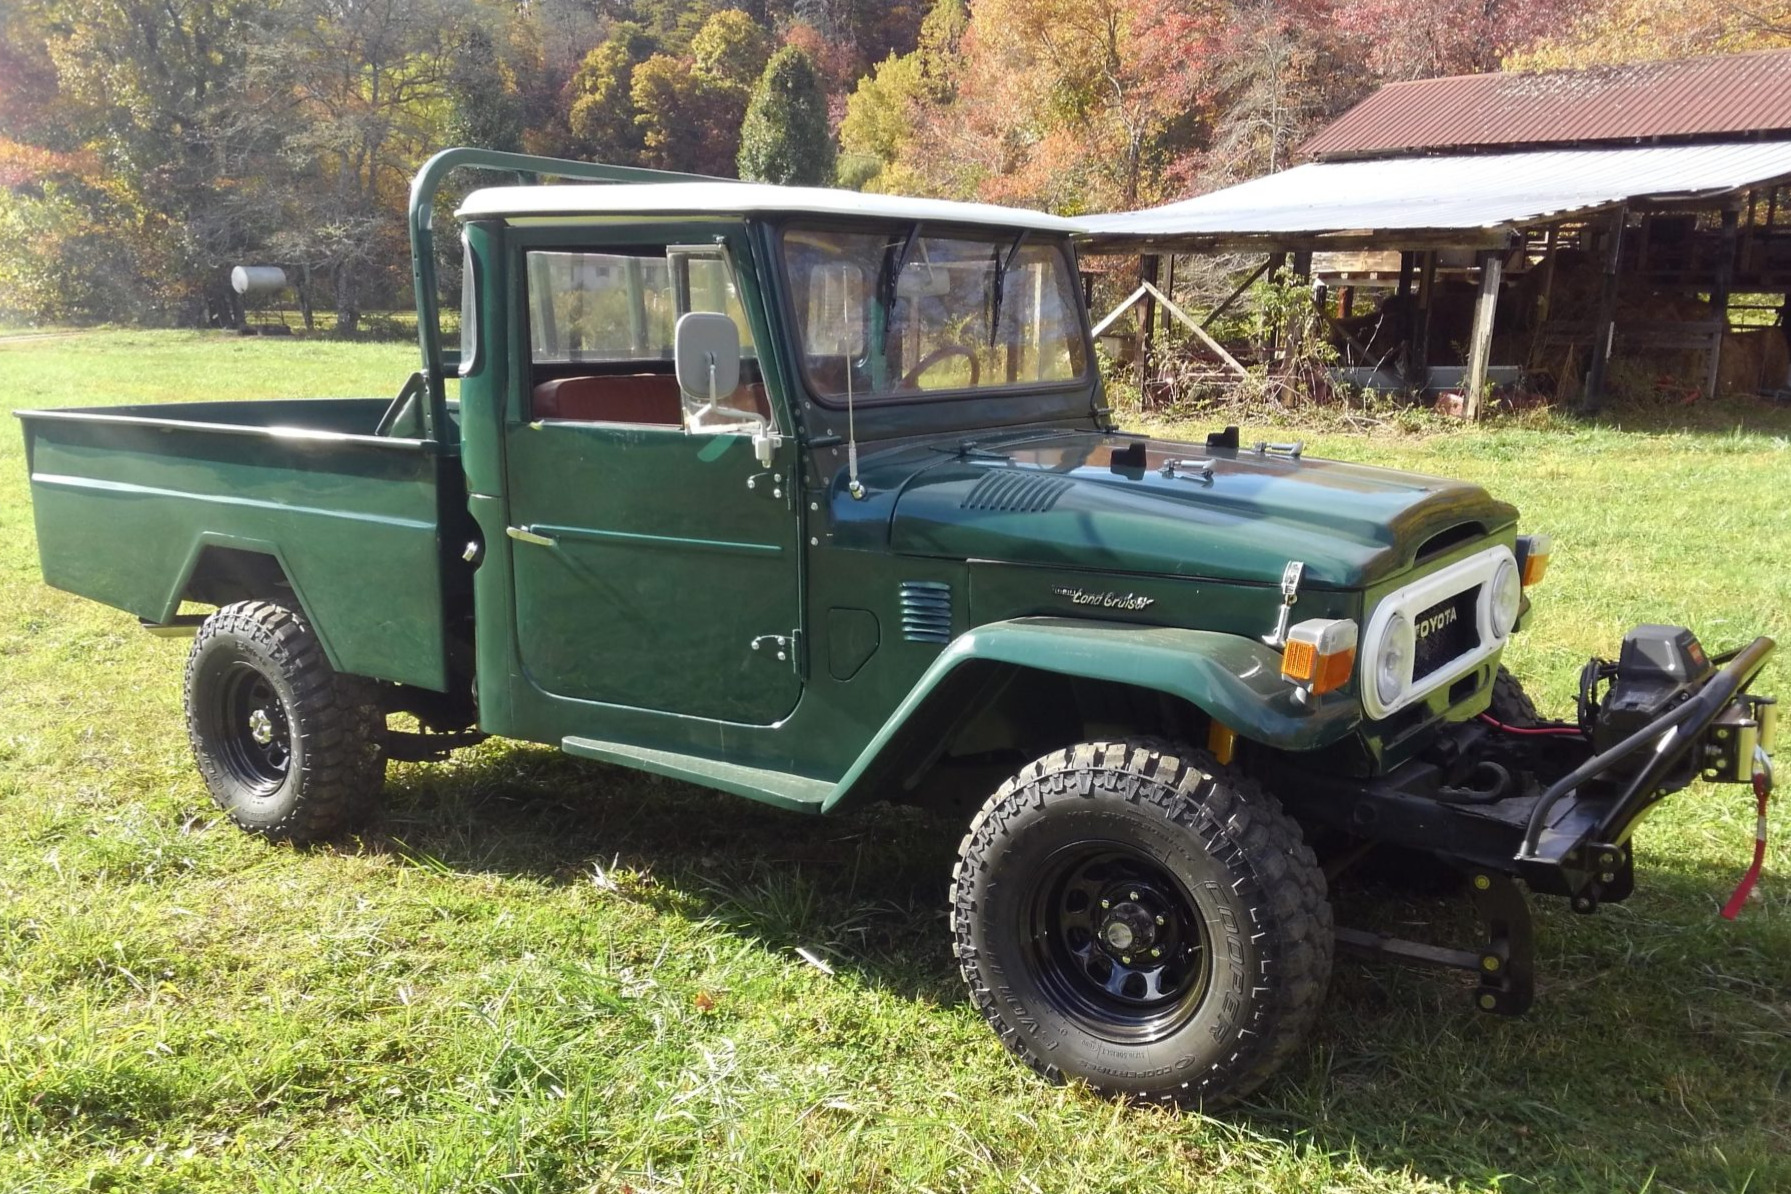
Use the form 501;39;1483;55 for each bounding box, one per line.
230;265;288;295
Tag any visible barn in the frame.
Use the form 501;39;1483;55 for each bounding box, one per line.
1081;47;1791;413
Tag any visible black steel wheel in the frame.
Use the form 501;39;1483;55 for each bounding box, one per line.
951;741;1332;1107
184;601;385;841
1028;845;1212;1044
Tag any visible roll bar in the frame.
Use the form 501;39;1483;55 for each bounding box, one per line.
406;147;723;443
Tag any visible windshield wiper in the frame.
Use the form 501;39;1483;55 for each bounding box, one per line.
989;229;1029;347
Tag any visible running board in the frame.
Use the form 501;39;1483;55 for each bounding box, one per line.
561;736;833;812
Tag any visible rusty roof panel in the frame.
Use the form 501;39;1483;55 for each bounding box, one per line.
1302;48;1791;160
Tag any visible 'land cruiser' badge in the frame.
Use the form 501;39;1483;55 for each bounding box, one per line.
1052;586;1154;612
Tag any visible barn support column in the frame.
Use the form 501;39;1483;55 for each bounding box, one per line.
1704;206;1739;397
1582;205;1627;413
1462;249;1504;420
1408;252;1437;392
1137;253;1160;390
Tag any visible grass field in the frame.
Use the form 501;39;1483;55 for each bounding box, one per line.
1;330;1788;1193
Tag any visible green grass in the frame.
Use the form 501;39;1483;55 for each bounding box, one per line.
1;330;1788;1193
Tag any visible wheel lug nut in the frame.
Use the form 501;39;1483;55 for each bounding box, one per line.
1154;915;1166;926
1099;899;1110;909
1120;955;1131;964
1150;947;1161;958
1129;891;1140;900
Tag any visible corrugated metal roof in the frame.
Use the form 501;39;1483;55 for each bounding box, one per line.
1302;49;1791;160
1078;142;1791;247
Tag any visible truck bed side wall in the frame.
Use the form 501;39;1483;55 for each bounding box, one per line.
20;401;454;692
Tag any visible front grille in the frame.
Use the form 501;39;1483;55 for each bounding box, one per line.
899;580;953;643
1412;584;1481;682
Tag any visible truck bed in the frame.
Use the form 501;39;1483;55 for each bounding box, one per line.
17;396;463;692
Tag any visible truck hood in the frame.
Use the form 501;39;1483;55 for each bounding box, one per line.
864;431;1516;588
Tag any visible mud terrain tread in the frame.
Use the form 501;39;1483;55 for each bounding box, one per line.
949;740;1332;1107
1489;665;1541;727
184;601;384;841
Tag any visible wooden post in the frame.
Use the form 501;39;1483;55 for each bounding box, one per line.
1526;226;1559;368
1136;253;1159;390
1462;249;1503;420
1705;206;1740;396
1408;251;1437;391
1582;205;1627;412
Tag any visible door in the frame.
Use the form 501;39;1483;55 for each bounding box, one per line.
502;232;803;725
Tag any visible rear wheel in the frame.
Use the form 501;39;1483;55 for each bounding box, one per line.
184;601;385;841
950;741;1332;1107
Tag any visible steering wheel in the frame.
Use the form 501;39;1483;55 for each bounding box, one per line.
900;344;980;390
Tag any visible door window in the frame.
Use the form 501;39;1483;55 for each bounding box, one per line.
524;246;767;431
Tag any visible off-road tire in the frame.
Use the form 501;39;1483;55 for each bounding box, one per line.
1488;665;1540;726
184;601;385;842
950;741;1332;1107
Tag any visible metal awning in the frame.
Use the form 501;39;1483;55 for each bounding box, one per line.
1078;141;1791;252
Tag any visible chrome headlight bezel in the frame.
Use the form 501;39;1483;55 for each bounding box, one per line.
1489;558;1521;640
1359;544;1519;720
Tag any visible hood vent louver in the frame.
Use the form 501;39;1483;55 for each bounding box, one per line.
960;471;1072;513
898;580;954;644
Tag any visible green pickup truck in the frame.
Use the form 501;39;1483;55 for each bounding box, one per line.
17;149;1778;1107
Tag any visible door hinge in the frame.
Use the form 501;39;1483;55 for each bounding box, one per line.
750;630;803;674
745;470;788;503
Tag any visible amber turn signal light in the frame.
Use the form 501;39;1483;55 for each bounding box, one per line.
1281;618;1359;696
1516;533;1551;587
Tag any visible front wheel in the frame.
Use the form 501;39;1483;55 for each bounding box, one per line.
950;741;1332;1107
184;601;386;842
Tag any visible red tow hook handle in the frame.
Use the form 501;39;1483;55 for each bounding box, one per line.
1722;746;1774;921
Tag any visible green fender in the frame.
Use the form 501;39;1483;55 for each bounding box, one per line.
821;617;1362;813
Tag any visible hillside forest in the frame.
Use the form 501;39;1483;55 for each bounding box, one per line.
1;0;1787;328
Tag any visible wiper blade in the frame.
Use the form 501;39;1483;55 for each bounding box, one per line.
989;229;1029;346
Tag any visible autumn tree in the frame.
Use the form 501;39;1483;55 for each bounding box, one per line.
262;0;469;331
738;45;836;185
1339;0;1591;81
567;25;656;162
1506;0;1791;69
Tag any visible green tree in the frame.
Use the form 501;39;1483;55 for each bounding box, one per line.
448;24;524;152
737;45;836;186
690;8;772;86
838;51;925;190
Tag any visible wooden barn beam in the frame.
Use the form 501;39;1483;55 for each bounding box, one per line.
1462;249;1503;420
1202;258;1271;330
1582;205;1627;413
1706;206;1740;397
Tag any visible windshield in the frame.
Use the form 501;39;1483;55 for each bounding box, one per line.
782;225;1087;401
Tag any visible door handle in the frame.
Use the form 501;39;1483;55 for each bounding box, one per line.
506;526;556;548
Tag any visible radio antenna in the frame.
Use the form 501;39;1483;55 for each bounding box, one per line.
845;276;864;499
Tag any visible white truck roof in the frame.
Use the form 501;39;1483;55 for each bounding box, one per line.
456;181;1085;234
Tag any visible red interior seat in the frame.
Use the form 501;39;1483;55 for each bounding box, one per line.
531;376;771;425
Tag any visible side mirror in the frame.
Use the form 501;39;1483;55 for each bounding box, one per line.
674;311;741;412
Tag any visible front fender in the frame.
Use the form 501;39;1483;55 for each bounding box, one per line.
821;617;1362;812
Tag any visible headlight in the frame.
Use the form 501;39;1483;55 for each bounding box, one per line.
1490;558;1520;639
1374;611;1413;707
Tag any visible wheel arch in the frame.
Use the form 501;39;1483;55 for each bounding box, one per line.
164;536;349;672
821;618;1365;813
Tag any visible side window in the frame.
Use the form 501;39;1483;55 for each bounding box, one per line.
458;235;478;376
524;246;767;433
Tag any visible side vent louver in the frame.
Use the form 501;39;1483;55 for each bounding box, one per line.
899;581;954;644
961;471;1072;513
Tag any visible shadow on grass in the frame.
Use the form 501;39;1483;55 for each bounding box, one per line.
357;741;1787;1192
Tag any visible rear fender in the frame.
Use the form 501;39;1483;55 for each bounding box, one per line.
821;617;1363;812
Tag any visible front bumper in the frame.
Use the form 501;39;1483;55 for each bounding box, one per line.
1274;631;1777;907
